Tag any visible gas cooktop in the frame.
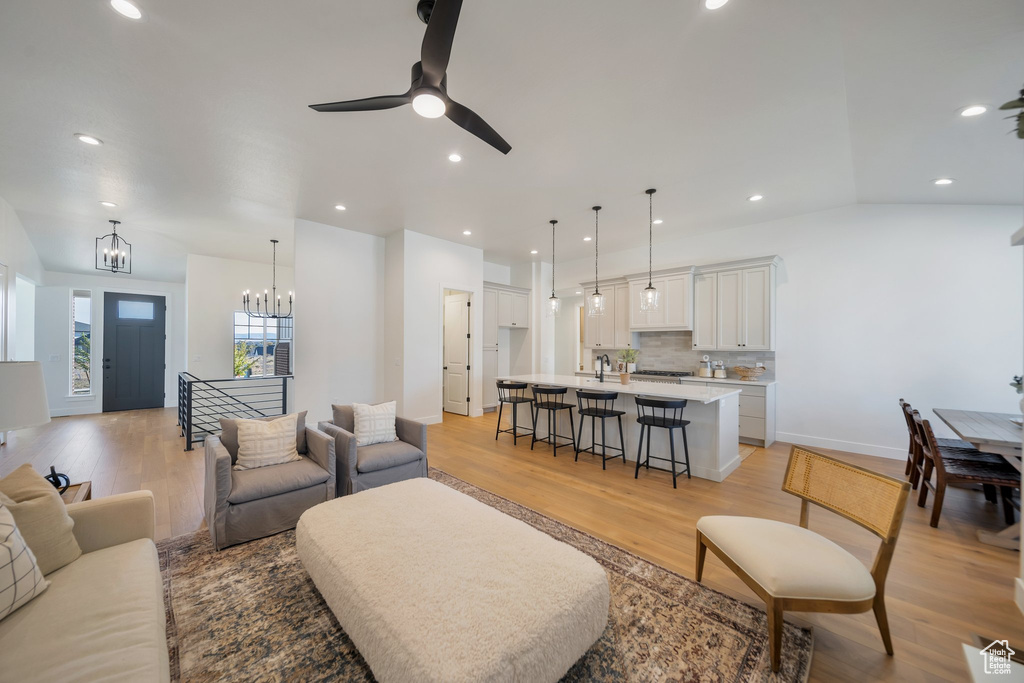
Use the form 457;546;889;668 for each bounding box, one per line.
633;370;694;377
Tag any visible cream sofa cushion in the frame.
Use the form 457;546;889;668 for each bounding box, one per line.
0;465;82;575
697;515;876;602
0;502;48;621
0;538;169;682
234;413;301;470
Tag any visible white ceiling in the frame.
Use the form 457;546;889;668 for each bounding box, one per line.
0;0;1022;282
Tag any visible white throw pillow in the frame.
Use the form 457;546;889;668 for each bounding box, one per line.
352;401;399;446
234;414;302;471
0;502;49;622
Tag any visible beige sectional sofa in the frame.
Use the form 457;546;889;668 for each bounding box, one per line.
0;490;170;682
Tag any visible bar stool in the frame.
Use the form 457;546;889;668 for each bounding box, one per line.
635;396;691;488
531;385;577;456
495;381;535;445
575;390;626;469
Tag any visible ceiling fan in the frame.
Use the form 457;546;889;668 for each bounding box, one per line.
309;0;511;155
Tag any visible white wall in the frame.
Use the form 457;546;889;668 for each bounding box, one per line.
14;276;34;361
548;204;1024;458
401;231;485;423
185;254;294;381
35;272;185;417
0;196;43;362
554;296;584;374
483;261;511;285
293;219;385;424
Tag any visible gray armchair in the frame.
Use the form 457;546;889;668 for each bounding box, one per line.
204;415;335;550
319;404;428;496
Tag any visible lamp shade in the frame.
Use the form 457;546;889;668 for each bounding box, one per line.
0;361;51;432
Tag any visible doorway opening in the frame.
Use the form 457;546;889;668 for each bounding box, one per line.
442;289;472;417
102;292;167;412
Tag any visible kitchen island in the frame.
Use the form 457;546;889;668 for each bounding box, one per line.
498;374;742;482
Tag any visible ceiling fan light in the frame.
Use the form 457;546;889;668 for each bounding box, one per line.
110;0;142;19
412;91;446;118
704;0;729;9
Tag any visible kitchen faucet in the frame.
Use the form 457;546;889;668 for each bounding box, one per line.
598;354;610;382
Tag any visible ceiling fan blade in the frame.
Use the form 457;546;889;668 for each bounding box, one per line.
420;0;463;86
446;99;511;154
309;93;411;113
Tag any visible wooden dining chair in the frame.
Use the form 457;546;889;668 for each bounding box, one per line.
912;412;1018;528
899;399;978;489
696;446;910;672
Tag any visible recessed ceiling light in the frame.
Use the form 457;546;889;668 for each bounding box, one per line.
653;219;663;225
748;194;764;202
110;0;142;19
75;134;102;145
449;153;462;162
575;290;583;295
933;178;954;185
704;0;729;9
462;230;472;235
530;250;538;255
960;105;987;117
583;236;592;242
99;201;117;207
334;204;347;211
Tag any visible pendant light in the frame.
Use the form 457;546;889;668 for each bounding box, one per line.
547;219;560;316
242;239;293;320
587;206;605;316
95;219;132;274
640;188;660;313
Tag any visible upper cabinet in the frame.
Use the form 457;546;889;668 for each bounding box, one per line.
487;283;530;330
693;257;778;351
627;268;693;331
483;288;498;348
581;280;632;349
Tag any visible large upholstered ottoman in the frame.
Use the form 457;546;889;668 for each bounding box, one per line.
296;477;609;683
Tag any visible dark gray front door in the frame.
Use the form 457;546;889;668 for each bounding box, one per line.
103;293;166;412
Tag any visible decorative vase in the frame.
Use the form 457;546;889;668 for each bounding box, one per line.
619;372;630;385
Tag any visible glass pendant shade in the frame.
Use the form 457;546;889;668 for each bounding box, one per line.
547;295;561;317
588;291;605;316
640;284;660;313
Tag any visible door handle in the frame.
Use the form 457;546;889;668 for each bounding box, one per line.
104;365;112;370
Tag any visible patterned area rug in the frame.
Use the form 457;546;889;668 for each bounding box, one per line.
160;469;813;682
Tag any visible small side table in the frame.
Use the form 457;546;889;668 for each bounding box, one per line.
60;481;92;505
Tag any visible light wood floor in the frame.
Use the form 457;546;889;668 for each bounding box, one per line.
2;407;1022;681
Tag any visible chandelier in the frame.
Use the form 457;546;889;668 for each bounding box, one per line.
242;239;293;319
95;219;131;274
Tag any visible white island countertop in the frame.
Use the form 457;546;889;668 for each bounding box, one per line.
499;374;741;404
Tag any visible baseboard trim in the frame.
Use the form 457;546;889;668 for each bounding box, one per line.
776;432;905;460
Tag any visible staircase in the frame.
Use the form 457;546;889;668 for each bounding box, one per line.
177;372;291;450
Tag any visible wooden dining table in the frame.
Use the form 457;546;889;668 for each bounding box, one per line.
933;409;1023;549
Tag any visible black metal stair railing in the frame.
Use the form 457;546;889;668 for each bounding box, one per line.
177;372;291;451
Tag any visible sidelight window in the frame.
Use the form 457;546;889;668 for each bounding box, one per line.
71;290;91;394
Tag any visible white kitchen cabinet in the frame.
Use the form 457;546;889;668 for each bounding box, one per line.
483;288;498;348
697;258;777;351
512;292;529;328
583;281;631;349
482;347;499;408
627;269;692;331
692;273;717;350
716;270;743;350
496;290;513;328
696;380;776;447
613;283;632;349
495;288;529;328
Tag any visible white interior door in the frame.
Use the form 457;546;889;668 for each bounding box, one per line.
443;292;470;415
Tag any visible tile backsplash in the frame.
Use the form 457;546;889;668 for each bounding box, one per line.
588;331;775;379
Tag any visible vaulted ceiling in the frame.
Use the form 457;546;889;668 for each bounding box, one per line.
1;0;1022;282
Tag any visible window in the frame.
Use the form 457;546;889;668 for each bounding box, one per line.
71;290;91;394
233;312;292;378
117;300;154;319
